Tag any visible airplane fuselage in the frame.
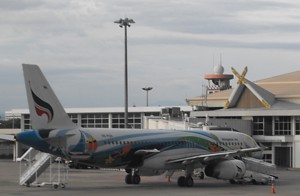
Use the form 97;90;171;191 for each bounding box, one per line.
16;128;258;170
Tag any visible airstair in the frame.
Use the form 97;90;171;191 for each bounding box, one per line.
16;147;68;188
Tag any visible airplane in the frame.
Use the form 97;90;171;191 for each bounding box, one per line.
14;64;267;187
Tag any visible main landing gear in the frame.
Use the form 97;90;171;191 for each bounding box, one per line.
177;176;194;187
125;169;141;185
177;165;194;187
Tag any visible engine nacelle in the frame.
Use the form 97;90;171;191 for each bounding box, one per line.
204;160;246;180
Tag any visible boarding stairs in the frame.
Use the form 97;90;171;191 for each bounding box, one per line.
16;148;68;188
17;147;52;186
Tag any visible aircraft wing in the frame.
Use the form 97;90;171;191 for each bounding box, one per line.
166;146;261;165
135;149;160;155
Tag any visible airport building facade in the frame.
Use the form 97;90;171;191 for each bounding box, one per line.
6;106;191;130
186;66;300;168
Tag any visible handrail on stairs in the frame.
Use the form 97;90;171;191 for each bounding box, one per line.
16;147;34;162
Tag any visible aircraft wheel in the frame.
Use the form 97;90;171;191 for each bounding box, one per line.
177;176;186;187
185;176;194;187
132;175;141;184
125;174;132;184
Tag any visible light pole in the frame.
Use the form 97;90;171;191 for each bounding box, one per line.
142;87;153;107
114;18;135;128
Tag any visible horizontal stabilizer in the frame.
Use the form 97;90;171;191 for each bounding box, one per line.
0;134;15;141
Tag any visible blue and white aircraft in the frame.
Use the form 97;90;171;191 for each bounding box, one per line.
15;64;263;187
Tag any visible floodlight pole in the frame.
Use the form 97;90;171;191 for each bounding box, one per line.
114;18;135;128
142;87;153;107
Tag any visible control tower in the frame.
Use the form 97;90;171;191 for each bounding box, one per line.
204;64;233;94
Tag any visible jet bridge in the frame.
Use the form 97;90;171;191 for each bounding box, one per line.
16;147;68;188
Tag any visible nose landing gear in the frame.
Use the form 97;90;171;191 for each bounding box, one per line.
125;169;141;185
125;174;141;184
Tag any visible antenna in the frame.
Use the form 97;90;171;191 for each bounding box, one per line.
220;53;222;65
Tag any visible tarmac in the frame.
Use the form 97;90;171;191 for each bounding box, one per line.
1;159;300;196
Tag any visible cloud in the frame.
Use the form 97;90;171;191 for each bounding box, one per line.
1;0;300;113
109;0;299;35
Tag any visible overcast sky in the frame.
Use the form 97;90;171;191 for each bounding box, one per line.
1;0;300;115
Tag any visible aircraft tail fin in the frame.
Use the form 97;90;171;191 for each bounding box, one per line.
22;64;76;130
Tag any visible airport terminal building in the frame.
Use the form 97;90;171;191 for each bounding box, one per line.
5;106;192;131
186;66;300;168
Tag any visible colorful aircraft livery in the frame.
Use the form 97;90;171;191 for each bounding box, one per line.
15;64;272;187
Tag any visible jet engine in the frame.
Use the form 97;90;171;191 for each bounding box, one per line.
204;160;246;180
